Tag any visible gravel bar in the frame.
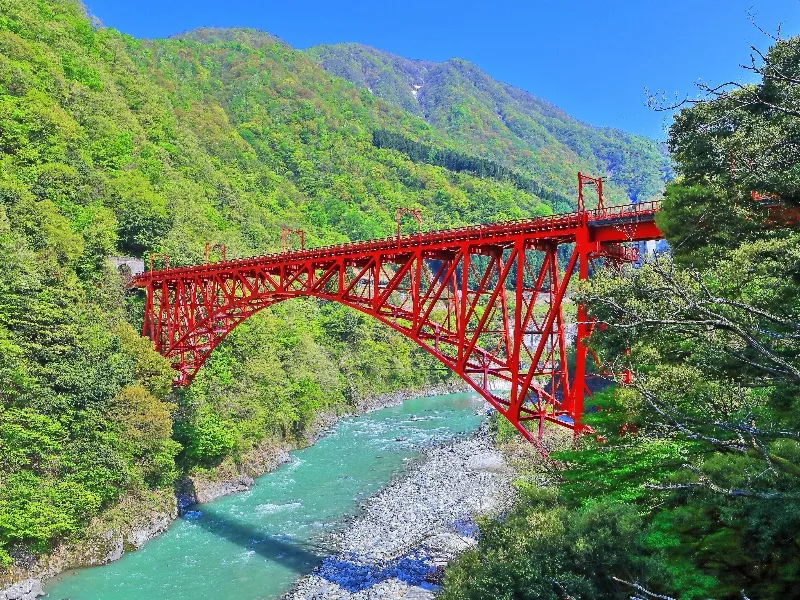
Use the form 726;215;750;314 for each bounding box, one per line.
285;420;516;599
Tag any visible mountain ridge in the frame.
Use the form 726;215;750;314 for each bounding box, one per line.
158;26;670;204
306;41;670;202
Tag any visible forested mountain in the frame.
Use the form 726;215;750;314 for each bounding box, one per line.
308;42;671;203
0;0;668;582
441;34;800;600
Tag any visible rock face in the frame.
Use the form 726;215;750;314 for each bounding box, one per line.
0;579;43;600
176;474;257;511
125;508;176;550
286;422;515;600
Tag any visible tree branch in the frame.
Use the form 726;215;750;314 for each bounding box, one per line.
611;577;676;600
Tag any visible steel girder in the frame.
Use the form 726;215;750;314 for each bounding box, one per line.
133;201;663;443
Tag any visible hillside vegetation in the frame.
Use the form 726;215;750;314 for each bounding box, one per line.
308;42;671;203
0;0;669;569
441;34;800;600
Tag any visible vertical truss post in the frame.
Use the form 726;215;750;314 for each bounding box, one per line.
578;172;605;212
552;245;571;405
510;239;525;412
149;253;169;272
205;243;227;263
458;250;470;363
569;213;593;433
142;283;154;338
396;208;422;242
281;228;305;253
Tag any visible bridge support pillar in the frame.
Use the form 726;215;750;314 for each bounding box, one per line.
570;247;591;434
131;187;663;448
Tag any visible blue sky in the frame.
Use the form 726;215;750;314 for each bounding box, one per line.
83;0;798;140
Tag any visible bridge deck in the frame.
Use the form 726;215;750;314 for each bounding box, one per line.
132;200;661;285
130;198;665;444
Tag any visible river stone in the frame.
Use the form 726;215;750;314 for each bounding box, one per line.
0;578;43;600
284;422;516;600
466;452;508;472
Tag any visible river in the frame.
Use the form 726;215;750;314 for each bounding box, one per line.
44;392;486;600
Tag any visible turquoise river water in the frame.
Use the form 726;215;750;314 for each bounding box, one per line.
45;392;485;600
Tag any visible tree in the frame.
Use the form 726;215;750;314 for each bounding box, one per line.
575;31;800;598
110;386;179;487
655;31;800;268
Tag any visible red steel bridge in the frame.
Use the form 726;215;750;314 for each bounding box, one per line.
130;175;664;443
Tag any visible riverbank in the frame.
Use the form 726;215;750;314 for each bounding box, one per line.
0;383;465;600
285;421;516;600
177;381;467;508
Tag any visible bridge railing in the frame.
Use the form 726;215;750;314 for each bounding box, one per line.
132;201;661;283
588;199;661;223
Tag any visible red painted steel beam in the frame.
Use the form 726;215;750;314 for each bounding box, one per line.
130;199;664;444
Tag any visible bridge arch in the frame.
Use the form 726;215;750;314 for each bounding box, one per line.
134;201;662;443
165;290;511;413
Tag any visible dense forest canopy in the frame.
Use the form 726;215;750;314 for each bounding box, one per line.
371;129;575;211
307;41;672;204
441;33;800;600
0;0;668;571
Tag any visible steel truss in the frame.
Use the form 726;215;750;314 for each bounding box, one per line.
133;196;662;443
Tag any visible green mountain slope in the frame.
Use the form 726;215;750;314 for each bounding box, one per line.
0;1;667;574
0;2;542;569
307;42;671;203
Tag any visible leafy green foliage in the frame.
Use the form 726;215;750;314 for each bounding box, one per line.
664;35;800;267
444;33;800;600
0;206;177;562
372;129;570;209
577;35;800;599
110;386;179;486
441;482;664;600
573;248;800;598
308;43;670;204
174;407;237;465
